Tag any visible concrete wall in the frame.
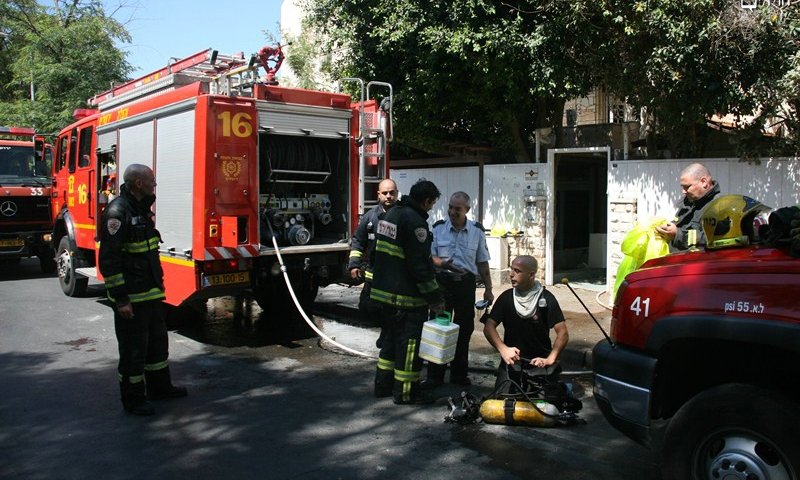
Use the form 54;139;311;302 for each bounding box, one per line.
392;164;550;283
393;157;800;296
605;157;800;297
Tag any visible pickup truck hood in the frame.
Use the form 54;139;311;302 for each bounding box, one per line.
613;245;800;348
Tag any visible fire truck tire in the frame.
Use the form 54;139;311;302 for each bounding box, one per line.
57;236;88;297
662;383;800;480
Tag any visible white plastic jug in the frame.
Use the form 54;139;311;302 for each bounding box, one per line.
419;311;459;365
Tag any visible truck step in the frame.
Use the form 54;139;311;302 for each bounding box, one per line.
75;267;97;278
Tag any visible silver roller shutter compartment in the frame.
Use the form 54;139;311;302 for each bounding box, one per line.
257;102;351;138
97;132;116;153
153;109;195;256
118;121;155;173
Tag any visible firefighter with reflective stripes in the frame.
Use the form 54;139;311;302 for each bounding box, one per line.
348;179;398;321
370;180;444;405
99;164;187;416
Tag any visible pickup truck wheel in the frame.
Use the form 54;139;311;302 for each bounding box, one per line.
662;383;800;480
57;236;88;297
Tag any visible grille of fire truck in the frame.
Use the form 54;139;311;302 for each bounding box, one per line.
90;49;259;109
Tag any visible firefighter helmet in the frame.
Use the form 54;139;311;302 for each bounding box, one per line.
701;194;771;249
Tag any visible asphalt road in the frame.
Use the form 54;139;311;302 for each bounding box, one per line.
0;258;658;480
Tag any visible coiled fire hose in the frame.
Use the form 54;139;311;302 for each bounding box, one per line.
267;221;376;359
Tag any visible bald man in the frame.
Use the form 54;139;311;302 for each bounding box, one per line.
348;179;399;320
99;164;187;416
482;255;567;393
655;163;721;251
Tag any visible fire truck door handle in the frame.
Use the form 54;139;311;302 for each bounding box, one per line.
87;169;94;219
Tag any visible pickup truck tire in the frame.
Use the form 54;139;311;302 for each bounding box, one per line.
57;236;88;297
662;383;799;480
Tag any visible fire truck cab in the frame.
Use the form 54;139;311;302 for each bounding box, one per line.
0;126;55;272
51;45;392;309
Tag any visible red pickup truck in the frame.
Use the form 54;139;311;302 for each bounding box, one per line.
593;216;800;478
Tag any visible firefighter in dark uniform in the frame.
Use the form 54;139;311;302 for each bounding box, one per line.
371;180;444;405
99;164;187;416
655;162;721;251
348;178;398;320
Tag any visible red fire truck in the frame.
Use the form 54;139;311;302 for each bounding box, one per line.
51;44;392;309
0;126;56;272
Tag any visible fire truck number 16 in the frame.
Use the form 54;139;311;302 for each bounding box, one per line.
66;176;88;207
217;112;253;138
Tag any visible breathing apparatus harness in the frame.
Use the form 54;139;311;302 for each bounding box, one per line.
444;359;584;426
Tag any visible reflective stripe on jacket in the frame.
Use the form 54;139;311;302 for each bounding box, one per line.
98;184;165;304
370;198;441;309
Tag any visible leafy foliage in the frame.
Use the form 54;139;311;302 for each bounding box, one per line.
0;0;131;134
305;0;603;161
596;0;799;157
305;0;800;158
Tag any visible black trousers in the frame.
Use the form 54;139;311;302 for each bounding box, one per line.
114;300;171;407
374;306;427;402
427;273;476;382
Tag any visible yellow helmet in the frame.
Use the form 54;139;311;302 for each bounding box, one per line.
701;194;771;249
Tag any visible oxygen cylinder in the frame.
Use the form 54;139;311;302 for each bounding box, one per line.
479;398;559;427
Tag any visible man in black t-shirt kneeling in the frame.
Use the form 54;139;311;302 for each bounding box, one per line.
481;255;569;393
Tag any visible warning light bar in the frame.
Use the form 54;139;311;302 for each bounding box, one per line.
73;109;99;120
0;126;36;136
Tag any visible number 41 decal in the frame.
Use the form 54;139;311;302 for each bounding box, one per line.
630;296;651;317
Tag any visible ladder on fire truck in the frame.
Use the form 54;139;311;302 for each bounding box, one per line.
339;79;393;215
88;48;262;109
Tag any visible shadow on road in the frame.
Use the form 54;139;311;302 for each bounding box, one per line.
176;296;319;349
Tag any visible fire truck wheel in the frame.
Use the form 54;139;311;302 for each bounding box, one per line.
57;236;88;297
662;383;800;480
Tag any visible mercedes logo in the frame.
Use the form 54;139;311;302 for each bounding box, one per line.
0;201;18;217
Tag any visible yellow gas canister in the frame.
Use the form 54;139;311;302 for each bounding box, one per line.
479;398;559;427
419;312;459;365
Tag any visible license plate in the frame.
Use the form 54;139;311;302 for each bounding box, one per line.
0;238;24;247
204;271;250;287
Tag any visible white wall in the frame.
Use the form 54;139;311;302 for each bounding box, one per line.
606;157;800;296
484;163;548;231
393;156;800;291
391;167;480;225
609;157;800;224
391;164;549;230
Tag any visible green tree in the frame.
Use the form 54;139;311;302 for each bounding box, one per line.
0;0;131;133
306;0;603;162
594;0;799;157
305;0;799;159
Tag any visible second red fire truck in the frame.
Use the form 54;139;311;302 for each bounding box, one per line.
0;126;55;272
51;44;392;311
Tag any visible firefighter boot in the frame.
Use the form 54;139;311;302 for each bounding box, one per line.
145;366;188;401
120;378;154;416
374;365;394;398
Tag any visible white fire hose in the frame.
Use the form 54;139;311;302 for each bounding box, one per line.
267;226;376;359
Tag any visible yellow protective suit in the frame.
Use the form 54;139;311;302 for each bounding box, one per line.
613;218;670;300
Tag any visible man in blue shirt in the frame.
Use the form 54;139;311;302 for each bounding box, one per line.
425;191;493;386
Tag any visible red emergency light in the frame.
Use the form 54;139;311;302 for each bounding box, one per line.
73;109;99;120
0;126;35;136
